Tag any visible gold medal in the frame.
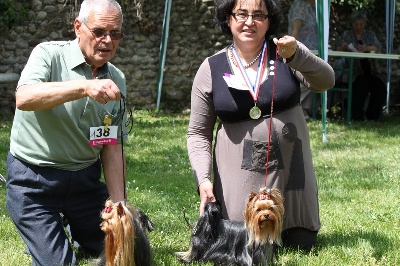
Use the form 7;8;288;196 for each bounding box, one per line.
249;105;262;119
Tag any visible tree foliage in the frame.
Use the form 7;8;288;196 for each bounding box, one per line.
0;0;29;28
331;0;399;11
331;0;376;8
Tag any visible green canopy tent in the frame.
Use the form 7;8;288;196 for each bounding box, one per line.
316;0;396;142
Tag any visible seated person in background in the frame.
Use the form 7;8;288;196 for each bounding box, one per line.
335;10;381;54
334;9;381;78
334;10;384;121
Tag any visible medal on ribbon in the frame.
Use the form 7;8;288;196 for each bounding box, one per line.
249;104;262;119
232;41;267;119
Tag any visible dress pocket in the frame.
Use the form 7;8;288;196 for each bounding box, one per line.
241;139;268;171
241;139;283;172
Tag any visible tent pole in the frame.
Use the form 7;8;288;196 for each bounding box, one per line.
385;0;395;114
156;0;173;111
316;0;329;142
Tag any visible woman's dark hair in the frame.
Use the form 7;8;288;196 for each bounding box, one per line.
214;0;280;39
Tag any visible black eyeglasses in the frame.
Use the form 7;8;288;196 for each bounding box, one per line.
82;22;123;40
232;12;269;23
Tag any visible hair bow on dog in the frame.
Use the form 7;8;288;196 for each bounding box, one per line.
258;193;271;200
258;187;272;200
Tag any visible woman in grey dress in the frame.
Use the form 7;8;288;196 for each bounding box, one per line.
187;0;334;251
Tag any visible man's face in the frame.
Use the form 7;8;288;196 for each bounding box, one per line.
74;7;122;69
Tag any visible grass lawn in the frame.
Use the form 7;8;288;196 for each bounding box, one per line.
0;110;399;265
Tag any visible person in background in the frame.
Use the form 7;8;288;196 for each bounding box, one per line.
187;0;334;251
335;10;384;120
288;0;318;120
6;0;127;265
335;10;381;54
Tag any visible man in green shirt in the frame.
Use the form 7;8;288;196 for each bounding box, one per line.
6;0;128;264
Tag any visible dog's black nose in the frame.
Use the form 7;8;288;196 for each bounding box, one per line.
264;214;270;219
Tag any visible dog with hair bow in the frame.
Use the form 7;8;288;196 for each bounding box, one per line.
94;200;154;266
178;187;284;266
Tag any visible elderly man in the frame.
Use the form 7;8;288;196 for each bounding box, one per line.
6;0;127;264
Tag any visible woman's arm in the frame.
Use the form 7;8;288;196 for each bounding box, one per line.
187;58;218;213
187;58;217;187
287;42;335;92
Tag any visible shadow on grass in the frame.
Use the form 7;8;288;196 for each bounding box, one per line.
317;230;394;260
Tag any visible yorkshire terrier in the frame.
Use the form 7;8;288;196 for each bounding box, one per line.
178;187;284;266
94;200;154;266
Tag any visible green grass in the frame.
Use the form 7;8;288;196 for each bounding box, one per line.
1;110;399;265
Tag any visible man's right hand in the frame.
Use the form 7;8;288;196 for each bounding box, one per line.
86;79;122;104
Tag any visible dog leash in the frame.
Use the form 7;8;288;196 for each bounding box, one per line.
119;94;133;202
260;45;280;200
120;96;127;201
263;46;279;188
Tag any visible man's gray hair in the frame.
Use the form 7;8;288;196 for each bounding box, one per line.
77;0;123;23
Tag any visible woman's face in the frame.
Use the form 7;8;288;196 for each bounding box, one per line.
352;19;366;35
228;0;270;46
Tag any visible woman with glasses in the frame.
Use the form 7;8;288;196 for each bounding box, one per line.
187;0;334;251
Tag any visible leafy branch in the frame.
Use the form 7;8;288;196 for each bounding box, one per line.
0;0;29;28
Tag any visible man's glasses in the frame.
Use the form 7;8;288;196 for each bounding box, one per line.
232;12;269;23
82;22;123;40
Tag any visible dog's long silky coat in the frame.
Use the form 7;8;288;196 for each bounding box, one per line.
95;200;154;266
179;188;284;266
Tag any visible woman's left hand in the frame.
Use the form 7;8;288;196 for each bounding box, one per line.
273;35;298;59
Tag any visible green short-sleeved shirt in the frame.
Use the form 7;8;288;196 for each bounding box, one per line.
10;39;128;171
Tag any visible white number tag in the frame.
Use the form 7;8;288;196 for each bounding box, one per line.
89;126;118;147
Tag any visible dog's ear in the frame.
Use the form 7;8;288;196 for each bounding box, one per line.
270;188;284;215
270;189;283;203
244;191;258;224
117;202;125;217
247;191;258;203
